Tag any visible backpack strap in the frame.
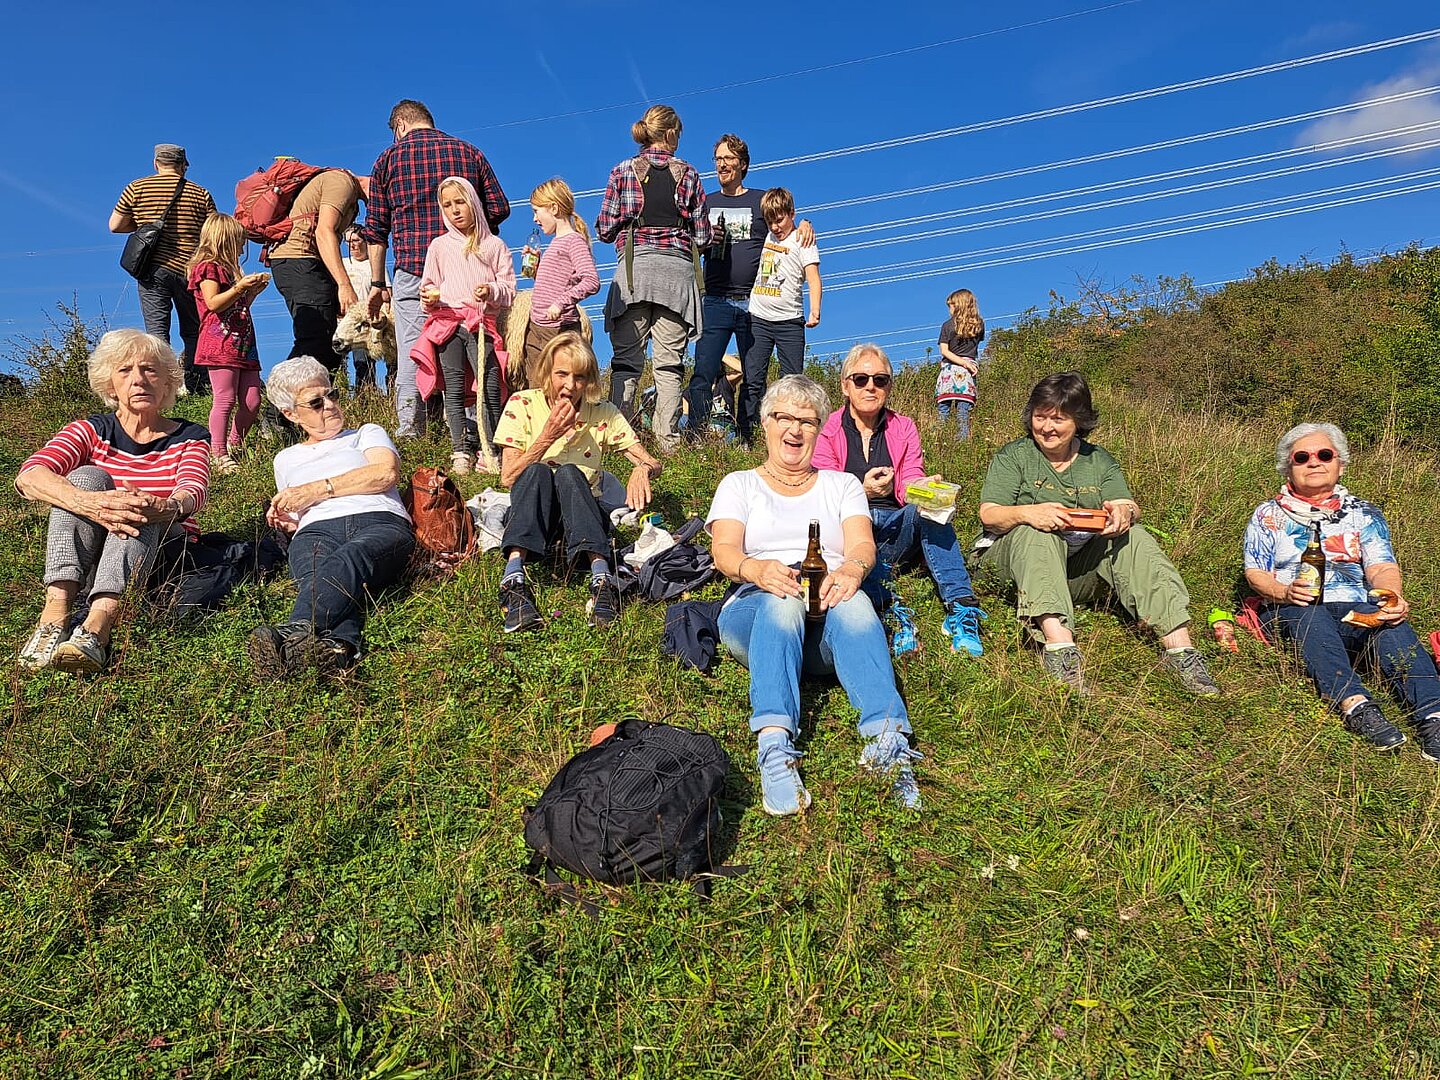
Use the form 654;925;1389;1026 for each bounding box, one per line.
523;852;600;918
157;177;187;230
690;863;749;901
623;156;703;296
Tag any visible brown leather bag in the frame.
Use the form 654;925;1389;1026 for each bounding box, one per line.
403;467;475;564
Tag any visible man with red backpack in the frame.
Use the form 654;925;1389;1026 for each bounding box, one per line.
362;99;510;439
265;167;367;375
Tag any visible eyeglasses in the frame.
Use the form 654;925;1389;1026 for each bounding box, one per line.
1290;448;1337;465
766;411;821;432
295;387;341;411
846;373;892;389
714;154;741;164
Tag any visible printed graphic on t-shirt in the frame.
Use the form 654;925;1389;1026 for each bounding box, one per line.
710;207;755;242
753;241;789;298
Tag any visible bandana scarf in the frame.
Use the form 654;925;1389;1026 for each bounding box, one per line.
1275;482;1349;528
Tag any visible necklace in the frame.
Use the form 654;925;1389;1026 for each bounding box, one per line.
762;463;815;490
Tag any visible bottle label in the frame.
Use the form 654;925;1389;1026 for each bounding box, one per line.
1296;564;1321;590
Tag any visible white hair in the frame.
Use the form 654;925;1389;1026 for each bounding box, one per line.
840;341;891;380
760;374;830;421
88;329;185;410
1276;422;1351;473
267;356;333;412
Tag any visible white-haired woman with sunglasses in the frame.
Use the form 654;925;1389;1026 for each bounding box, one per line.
707;374;920;816
250;356;415;675
812;342;987;658
1244;422;1440;760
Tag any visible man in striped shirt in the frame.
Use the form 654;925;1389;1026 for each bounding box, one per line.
109;144;217;393
362;100;510;438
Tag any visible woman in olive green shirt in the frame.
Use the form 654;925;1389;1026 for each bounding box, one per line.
976;372;1217;697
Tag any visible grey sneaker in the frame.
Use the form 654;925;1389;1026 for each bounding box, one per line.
756;737;811;817
18;621;66;670
1040;644;1087;695
1160;648;1221;696
50;628;109;674
860;730;923;810
1343;702;1405;751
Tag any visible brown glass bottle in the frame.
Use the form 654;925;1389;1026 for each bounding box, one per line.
801;520;827;620
1296;520;1325;598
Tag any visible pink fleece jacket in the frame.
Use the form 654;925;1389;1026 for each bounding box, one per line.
811;407;926;506
419;176;516;310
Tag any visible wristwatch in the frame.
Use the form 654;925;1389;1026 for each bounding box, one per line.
370;280;386;289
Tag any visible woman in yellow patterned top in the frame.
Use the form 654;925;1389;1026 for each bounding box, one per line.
492;331;662;632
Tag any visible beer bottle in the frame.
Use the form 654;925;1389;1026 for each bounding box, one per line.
801;520;827;621
1296;521;1325;599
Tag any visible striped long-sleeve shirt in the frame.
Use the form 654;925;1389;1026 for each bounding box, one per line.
19;414;211;536
528;232;600;327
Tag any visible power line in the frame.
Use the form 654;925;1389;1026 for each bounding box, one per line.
570;28;1440;197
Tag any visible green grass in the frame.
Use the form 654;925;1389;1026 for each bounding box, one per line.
4;352;1440;1078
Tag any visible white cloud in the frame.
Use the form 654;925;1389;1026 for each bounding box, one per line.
1296;49;1440;154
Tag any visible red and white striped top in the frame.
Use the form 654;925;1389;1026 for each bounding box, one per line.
19;413;211;536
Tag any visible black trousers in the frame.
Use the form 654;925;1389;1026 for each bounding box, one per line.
502;463;610;564
271;257;344;371
138;265;204;393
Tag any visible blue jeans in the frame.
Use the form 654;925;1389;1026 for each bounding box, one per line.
686;295;753;433
1261;600;1440;721
287;511;415;649
717;585;910;740
938;399;972;439
862;503;978;610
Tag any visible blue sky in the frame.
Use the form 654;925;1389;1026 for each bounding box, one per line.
2;0;1438;375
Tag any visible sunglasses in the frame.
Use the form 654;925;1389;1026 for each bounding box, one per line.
295;387;341;411
847;373;892;389
1290;448;1337;465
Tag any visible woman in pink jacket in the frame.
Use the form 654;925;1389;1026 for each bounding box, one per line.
811;342;986;658
415;176;516;474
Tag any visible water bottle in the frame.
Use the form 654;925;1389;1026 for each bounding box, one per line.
521;227;542;278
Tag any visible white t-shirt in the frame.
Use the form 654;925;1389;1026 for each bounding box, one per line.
748;230;820;322
344;255;387;298
273;424;411;533
706;469;867;571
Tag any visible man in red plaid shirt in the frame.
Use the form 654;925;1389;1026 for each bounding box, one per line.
363;99;510;438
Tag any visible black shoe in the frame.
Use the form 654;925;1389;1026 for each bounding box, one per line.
587;574;621;628
500;577;543;634
1418;717;1440;764
1344;702;1406;751
315;635;358;674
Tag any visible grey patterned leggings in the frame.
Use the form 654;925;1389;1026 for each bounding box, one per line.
44;466;181;600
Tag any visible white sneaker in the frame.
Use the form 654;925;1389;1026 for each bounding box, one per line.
450;452;475;476
18;621;66;670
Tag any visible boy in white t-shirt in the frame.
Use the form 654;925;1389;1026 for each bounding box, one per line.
738;188;822;443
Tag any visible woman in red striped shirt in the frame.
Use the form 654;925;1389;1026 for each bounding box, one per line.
15;329;211;673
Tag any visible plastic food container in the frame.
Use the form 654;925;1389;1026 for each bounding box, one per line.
1064;507;1109;531
905;479;961;510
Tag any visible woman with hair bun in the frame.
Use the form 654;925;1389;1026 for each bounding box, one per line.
595;104;711;452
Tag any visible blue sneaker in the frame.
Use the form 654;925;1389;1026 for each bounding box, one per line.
756;735;811;816
943;602;987;657
889;603;919;658
860;730;923;810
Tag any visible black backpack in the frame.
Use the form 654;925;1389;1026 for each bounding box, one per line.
523;720;735;903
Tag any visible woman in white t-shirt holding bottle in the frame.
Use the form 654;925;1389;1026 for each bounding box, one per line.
707;374;919;817
249;356;415;675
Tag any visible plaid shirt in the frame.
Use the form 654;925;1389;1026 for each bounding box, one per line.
362;127;510;276
595;148;711;260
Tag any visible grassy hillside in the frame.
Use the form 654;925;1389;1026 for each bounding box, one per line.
4;292;1440;1078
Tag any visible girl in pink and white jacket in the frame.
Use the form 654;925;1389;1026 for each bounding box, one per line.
414;176;516;474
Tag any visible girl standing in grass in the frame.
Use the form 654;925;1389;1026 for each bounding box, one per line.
187;213;268;473
936;287;983;439
518;178;599;390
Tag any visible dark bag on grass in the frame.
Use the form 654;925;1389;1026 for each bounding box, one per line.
614;517;716;601
523;720;732;898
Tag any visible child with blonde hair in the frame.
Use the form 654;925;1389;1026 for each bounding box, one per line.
936;288;984;439
518;177;600;389
187;213;268;472
415;176;516;474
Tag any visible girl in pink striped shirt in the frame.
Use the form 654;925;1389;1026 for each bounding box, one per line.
518;178;599;389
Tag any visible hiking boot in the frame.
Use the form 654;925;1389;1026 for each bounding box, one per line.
943;601;987;657
1418;716;1440;764
500;576;543;634
1160;647;1221;696
247;622;315;679
587;574;622;628
1343;701;1405;751
1040;644;1088;695
860;730;923;810
889;603;919;658
315;635;358;674
18;621;66;670
50;628;109;674
450;451;475;476
756;736;811;817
